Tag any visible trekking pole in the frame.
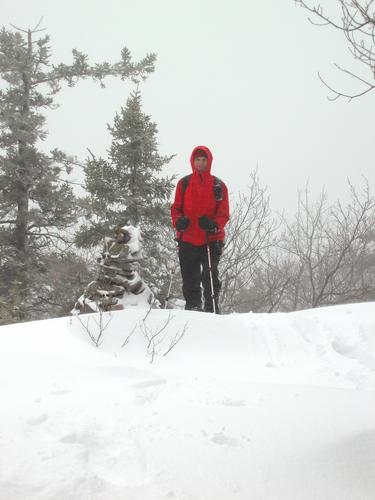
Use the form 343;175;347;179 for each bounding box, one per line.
164;236;181;309
205;233;216;314
164;260;177;309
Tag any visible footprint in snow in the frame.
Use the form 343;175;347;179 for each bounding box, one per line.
134;379;166;389
211;431;240;447
27;413;48;426
266;361;278;368
222;398;246;407
50;388;71;396
134;379;167;405
59;432;80;444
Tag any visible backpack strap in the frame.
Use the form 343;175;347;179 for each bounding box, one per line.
180;174;191;213
213;176;223;201
181;174;192;195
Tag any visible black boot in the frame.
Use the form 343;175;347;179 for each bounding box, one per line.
185;304;203;312
204;300;220;314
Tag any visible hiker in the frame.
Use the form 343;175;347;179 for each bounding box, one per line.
171;145;229;313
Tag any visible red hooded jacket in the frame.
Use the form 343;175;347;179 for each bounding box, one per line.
171;145;230;246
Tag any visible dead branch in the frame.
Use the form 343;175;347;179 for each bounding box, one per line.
163;322;188;356
121;323;138;348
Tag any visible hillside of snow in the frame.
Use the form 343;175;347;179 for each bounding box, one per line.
1;303;375;500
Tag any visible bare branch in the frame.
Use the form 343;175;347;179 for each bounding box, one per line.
163;323;188;356
32;17;44;33
296;0;375;100
121;323;138;348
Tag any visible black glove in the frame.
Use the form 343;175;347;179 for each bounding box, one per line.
176;216;190;231
199;216;218;233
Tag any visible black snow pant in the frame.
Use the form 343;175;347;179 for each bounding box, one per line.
178;240;224;313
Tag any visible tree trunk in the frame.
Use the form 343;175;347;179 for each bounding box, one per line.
14;29;32;319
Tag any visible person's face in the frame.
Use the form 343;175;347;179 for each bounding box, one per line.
194;156;208;172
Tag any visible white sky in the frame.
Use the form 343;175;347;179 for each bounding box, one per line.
4;0;375;213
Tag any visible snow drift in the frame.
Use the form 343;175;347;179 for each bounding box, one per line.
0;303;375;500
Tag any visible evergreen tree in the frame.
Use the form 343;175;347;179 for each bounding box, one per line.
0;23;156;323
75;89;176;300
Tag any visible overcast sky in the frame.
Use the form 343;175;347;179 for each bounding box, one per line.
4;0;375;213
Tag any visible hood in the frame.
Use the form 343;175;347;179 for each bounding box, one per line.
190;145;213;174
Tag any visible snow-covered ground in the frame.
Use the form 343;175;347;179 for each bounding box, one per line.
1;303;375;500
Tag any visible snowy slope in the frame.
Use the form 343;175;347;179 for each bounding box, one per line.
0;303;375;500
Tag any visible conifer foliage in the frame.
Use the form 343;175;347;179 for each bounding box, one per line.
76;90;176;301
0;22;156;322
76;90;175;246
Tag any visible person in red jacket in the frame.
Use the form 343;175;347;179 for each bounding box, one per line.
171;145;229;313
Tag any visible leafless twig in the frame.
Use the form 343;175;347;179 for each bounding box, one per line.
163;322;188;356
121;322;138;348
75;302;112;347
296;0;375;100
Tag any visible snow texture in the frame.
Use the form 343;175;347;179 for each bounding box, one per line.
121;225;143;256
0;302;375;499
